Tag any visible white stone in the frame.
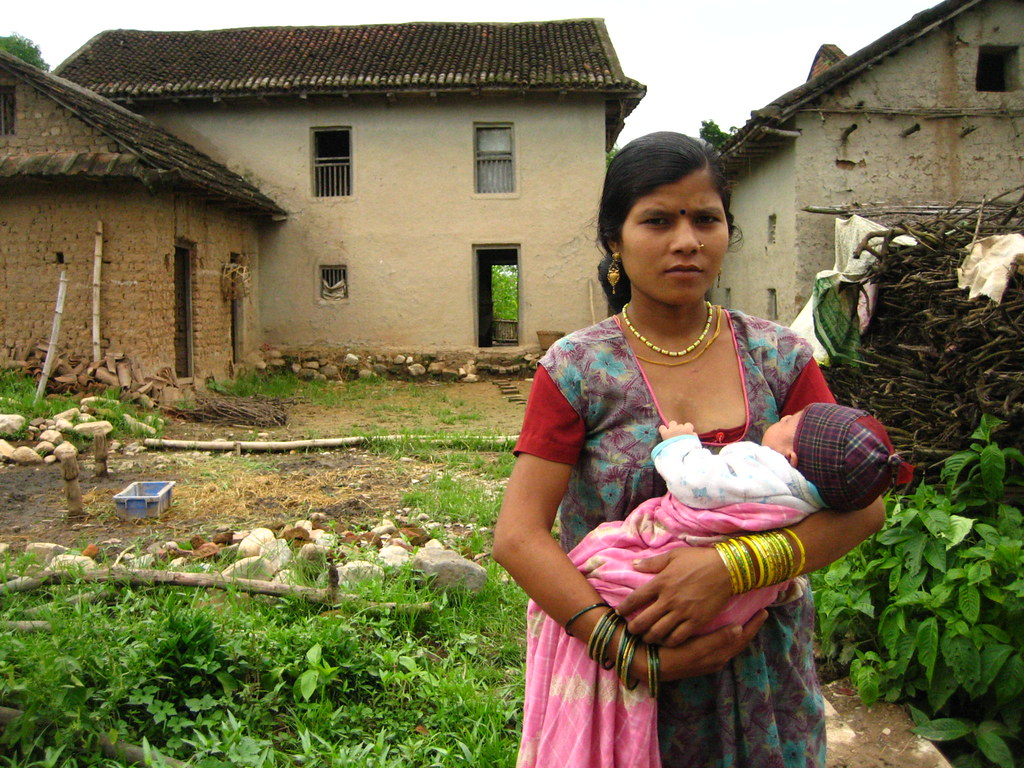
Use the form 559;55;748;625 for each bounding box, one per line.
271;569;305;586
336;560;384;585
261;538;292;571
407;363;426;376
412;549;487;592
49;554;97;570
371;519;398;537
344;353;360;366
423;538;445;550
38;429;63;445
26;542;68;565
0;439;14;459
297;542;330;561
73;420;113;436
294;519;314;532
168;557;190;568
462;374;480;383
0;542;10;556
378;544;412;567
221;555;276;581
44;455;57;464
10;446;43;465
237;527;277;558
53;408;80;422
53;442;78;460
34;440;55;456
76;413;96;423
0;414;25;434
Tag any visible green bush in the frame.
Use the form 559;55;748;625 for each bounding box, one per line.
813;416;1024;768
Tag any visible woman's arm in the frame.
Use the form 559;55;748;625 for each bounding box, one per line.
493;453;761;680
617;495;886;646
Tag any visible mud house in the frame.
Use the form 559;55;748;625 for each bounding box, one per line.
713;0;1024;323
0;49;285;385
58;21;645;351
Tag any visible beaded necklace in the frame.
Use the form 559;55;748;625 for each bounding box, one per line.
621;300;714;358
632;305;722;366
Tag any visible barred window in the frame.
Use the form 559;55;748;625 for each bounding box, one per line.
0;87;14;135
320;265;348;300
312;128;351;197
475;125;514;193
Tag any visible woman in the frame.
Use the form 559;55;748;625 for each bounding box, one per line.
493;132;884;767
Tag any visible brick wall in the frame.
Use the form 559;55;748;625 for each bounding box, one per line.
0;182;260;383
0;75;119;154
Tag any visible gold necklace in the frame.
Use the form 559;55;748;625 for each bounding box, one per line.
622;300;713;357
633;306;722;366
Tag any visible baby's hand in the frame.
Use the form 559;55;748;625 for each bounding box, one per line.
659;420;696;440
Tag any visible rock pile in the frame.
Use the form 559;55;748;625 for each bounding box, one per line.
0;398;159;466
255;348;540;383
14;513;489;594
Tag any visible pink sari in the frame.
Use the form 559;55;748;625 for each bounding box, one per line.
517;494;810;768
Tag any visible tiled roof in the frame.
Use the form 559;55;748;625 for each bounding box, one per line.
57;21;645;102
721;0;984;176
0;49;285;216
806;44;847;81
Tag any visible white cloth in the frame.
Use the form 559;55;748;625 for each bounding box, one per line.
651;434;823;514
957;233;1024;303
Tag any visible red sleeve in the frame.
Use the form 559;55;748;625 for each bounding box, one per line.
513;366;585;464
780;359;836;416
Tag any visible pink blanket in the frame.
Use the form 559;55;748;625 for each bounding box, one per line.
517;493;810;768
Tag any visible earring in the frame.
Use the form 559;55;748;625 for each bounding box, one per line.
608;252;622;294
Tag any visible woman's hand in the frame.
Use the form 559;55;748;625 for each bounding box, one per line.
615;546;733;646
656;610;767;681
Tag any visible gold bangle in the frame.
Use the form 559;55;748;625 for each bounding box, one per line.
647;643;660;699
782;527;806;577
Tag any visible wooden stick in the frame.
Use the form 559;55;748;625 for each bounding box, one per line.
60;453;85;519
93;432;109;478
0;568;433;613
35;270;68;401
92;220;103;362
0;706;188;767
142;434;519;452
0;621;50;632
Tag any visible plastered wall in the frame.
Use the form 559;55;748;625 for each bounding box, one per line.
726;0;1024;325
141;93;610;350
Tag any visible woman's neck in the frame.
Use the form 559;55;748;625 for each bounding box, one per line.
622;297;711;345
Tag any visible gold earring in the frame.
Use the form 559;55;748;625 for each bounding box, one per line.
608;252;622;294
699;242;705;250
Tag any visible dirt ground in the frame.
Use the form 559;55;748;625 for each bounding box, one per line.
0;377;948;768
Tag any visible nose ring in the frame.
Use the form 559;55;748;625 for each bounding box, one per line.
699;242;705;250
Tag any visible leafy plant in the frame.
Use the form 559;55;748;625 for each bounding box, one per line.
813;416;1024;767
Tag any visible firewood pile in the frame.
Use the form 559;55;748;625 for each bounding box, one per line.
14;344;178;407
823;186;1024;476
167;394;289;427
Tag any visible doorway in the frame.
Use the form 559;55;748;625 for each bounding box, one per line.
173;245;194;379
475;247;519;347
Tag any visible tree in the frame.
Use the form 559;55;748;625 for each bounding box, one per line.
699;119;735;149
0;33;48;71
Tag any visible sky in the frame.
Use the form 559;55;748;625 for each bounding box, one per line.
6;0;937;144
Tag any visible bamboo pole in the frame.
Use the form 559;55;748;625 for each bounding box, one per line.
34;270;68;401
60;452;85;518
93;432;109;478
92;220;103;362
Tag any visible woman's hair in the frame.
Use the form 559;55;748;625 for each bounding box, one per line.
596;132;738;311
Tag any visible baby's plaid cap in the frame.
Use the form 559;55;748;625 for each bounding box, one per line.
794;403;912;511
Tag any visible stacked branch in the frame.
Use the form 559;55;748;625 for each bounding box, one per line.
823;185;1024;475
167;393;289;427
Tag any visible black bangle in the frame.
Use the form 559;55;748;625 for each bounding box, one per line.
564;602;610;636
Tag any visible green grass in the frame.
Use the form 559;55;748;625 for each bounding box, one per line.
0;448;525;767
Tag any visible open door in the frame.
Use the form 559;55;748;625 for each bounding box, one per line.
476;247;519;347
173;245;194;378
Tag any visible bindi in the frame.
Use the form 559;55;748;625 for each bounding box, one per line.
679;208;687;216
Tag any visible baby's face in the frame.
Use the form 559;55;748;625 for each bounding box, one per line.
762;409;804;460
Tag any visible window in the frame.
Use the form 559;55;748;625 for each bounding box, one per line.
320;265;348;300
766;288;778;321
767;214;777;244
976;46;1018;92
475;125;514;193
0;87;14;135
312;128;351;197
